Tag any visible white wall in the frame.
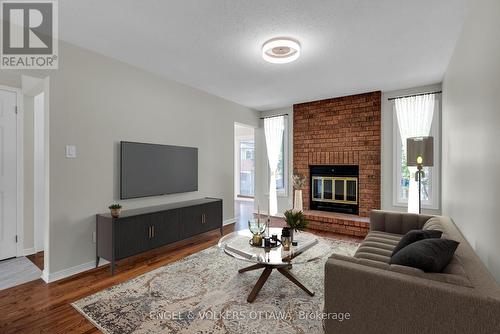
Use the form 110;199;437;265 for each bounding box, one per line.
442;0;500;282
0;41;259;276
381;83;442;215
255;107;293;215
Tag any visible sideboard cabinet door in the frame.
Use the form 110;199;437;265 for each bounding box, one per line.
148;209;180;249
179;205;205;239
203;201;222;232
115;217;148;259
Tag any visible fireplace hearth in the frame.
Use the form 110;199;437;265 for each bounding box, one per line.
310;165;359;215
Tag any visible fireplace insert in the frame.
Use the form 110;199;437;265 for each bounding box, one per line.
310;165;359;215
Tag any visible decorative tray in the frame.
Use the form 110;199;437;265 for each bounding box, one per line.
248;238;282;249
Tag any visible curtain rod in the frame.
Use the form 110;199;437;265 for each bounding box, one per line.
388;91;442;101
259;113;289;120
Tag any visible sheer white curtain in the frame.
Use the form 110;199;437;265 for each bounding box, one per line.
264;116;285;216
395;94;435;213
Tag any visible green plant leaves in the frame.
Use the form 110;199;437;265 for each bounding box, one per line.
283;209;309;231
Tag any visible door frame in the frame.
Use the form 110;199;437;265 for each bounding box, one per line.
0;85;24;257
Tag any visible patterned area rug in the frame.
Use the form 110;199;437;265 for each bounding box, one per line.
72;234;358;334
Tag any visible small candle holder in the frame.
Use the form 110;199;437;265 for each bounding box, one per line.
263;237;271;248
281;227;292;251
282;237;291;251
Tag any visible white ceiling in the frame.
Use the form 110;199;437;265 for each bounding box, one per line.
59;0;467;111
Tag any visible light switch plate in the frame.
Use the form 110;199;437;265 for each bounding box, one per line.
65;145;76;158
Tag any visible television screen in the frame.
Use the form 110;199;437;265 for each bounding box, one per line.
120;141;198;199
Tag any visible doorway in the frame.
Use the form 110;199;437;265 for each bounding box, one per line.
0;76;49;290
22;75;49;276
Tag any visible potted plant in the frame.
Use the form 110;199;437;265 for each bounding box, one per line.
292;172;306;211
283;209;309;241
109;204;122;218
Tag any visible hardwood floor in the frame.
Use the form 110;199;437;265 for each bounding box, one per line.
26;251;44;271
0;214;361;333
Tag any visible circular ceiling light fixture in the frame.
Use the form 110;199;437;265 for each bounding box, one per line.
262;38;301;64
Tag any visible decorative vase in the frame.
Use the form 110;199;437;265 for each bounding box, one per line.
293;189;303;211
111;208;121;218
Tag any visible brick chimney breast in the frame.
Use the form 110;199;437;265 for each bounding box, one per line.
293;91;381;218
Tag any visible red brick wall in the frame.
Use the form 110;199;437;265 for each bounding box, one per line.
293;91;381;217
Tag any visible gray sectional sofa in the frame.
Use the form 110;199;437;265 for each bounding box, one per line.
324;210;500;334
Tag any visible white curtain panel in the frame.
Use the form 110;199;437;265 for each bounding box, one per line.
395;94;435;213
264;116;285;216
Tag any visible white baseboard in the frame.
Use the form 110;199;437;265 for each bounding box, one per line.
223;218;236;226
41;269;49;283
23;247;36;256
43;259;109;283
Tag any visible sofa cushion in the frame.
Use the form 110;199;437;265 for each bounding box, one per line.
423;217;445;232
331;254;472;288
390;238;460;272
330;253;473;287
392;229;443;256
352;222;474;286
370;210;433;234
354;231;402;264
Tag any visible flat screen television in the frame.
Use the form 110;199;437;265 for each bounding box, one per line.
120;141;198;199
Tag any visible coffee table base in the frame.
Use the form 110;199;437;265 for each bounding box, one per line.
239;263;315;303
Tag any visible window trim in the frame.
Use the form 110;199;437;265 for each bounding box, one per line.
392;96;440;210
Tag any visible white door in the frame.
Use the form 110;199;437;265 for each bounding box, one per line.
0;89;18;260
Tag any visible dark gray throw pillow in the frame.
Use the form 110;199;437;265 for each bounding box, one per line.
390;239;460;272
392;229;443;256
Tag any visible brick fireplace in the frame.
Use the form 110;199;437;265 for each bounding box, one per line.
293;91;381;236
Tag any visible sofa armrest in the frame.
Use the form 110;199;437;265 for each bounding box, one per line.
369;210;434;234
324;257;500;334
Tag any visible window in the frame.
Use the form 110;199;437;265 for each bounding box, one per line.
393;96;440;210
239;141;254;197
267;119;288;196
275;135;285;191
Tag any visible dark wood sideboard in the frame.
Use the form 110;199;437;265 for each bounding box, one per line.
96;198;223;274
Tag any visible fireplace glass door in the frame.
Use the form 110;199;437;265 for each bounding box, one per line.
312;176;358;205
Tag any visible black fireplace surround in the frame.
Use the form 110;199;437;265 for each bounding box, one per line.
310;165;359;215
